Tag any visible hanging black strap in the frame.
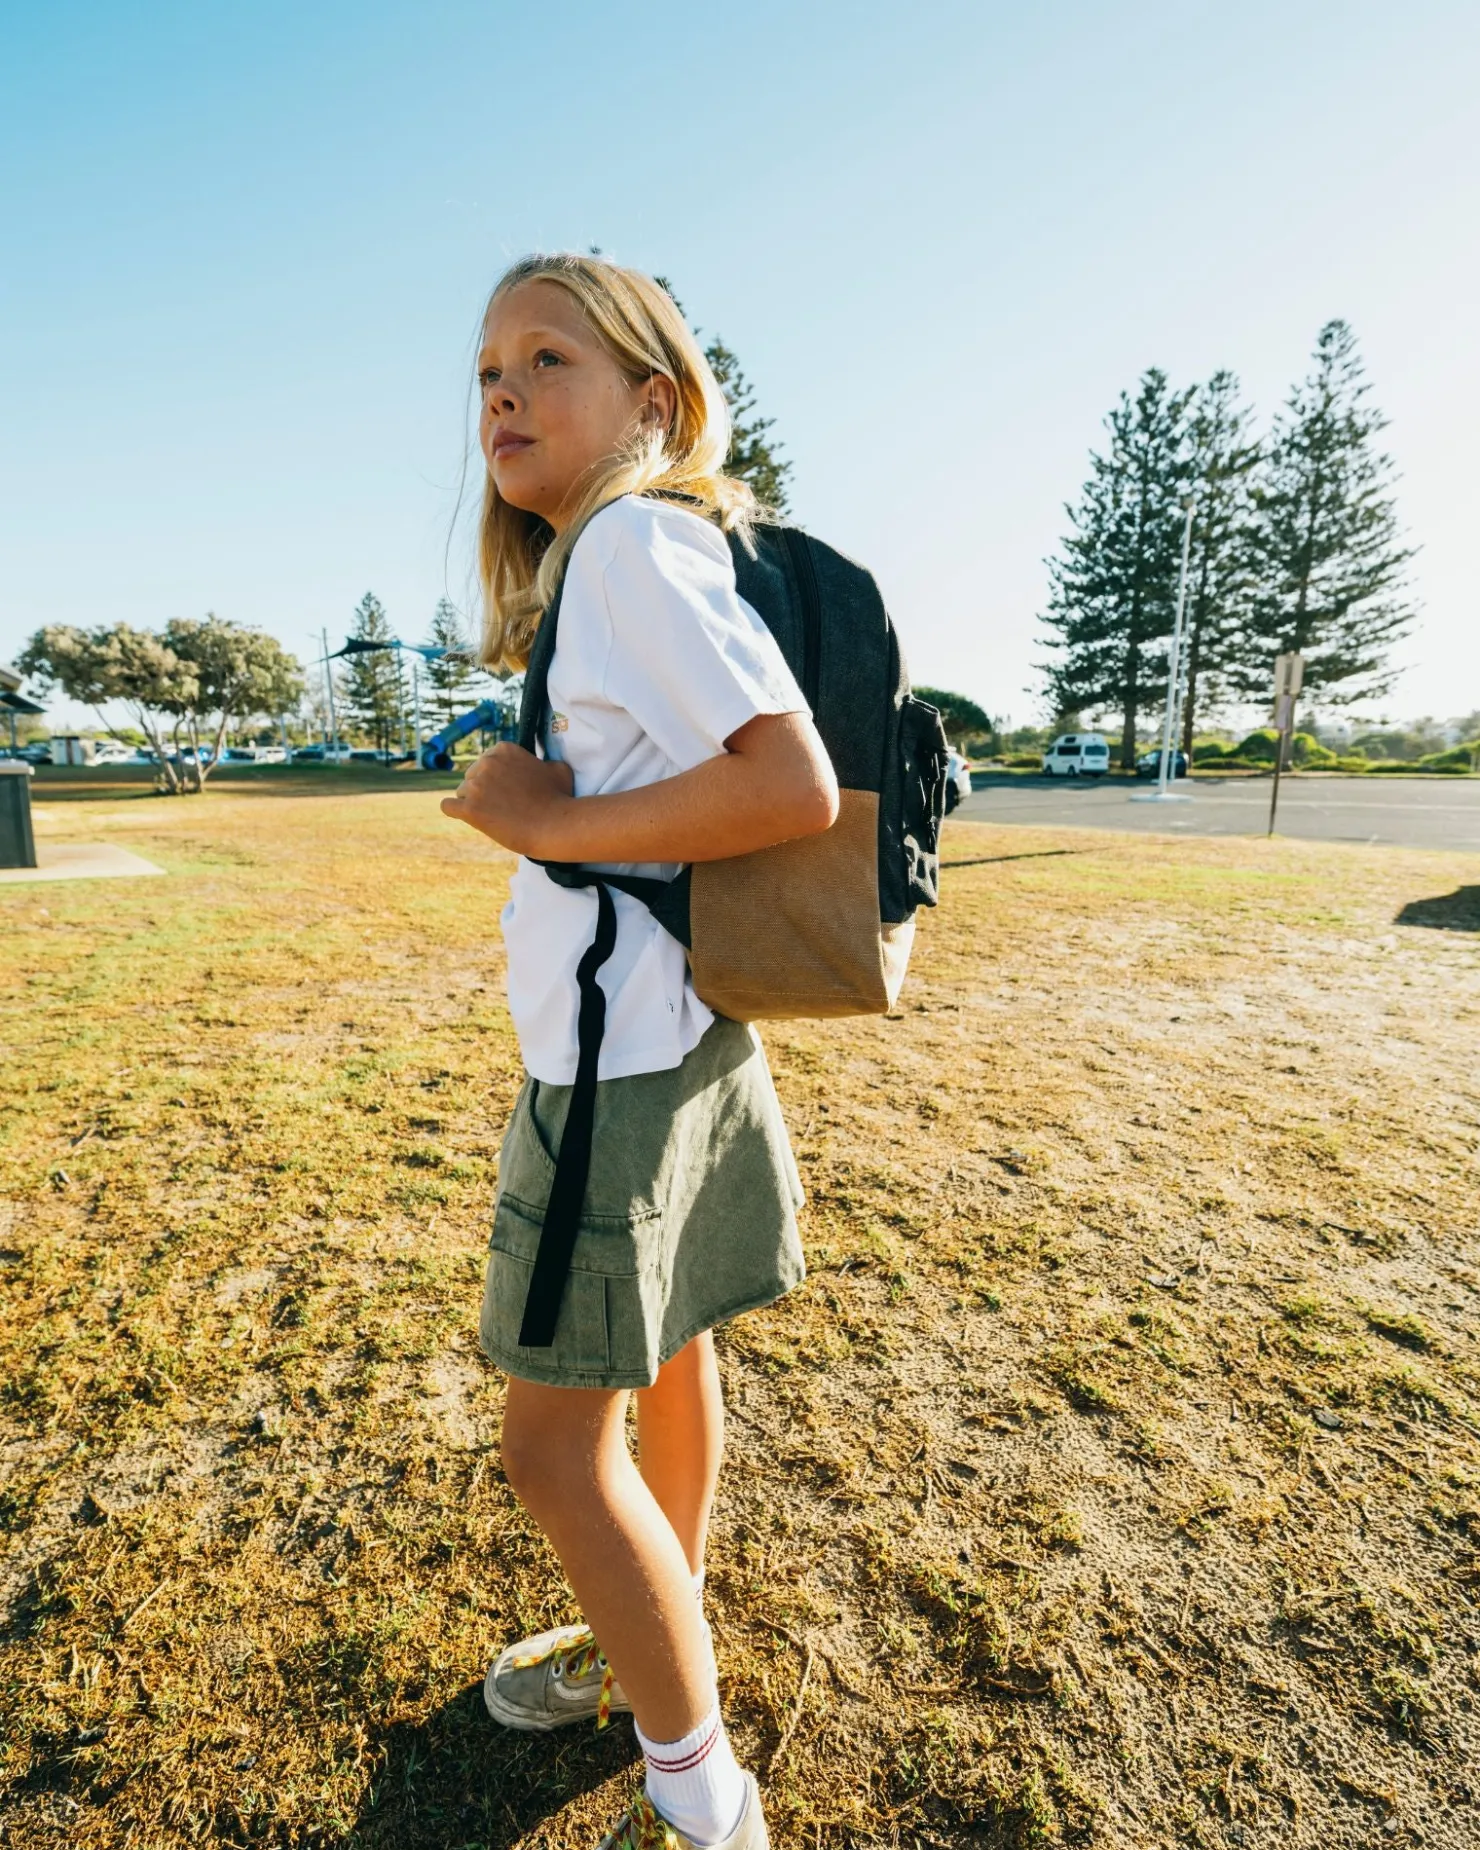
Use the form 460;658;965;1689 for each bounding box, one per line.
512;552;687;1345
516;876;618;1347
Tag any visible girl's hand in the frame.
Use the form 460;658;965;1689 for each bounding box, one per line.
440;744;575;856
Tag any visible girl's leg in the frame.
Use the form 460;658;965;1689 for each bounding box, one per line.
634;1330;724;1575
501;1376;712;1743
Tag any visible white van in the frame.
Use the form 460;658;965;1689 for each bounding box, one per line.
1042;732;1110;777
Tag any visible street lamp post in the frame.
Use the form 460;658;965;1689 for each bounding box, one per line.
1130;493;1197;805
320;627;340;761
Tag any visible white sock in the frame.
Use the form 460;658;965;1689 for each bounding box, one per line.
636;1702;748;1846
692;1567;706;1608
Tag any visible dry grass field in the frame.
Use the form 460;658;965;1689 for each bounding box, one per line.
2;770;1478;1850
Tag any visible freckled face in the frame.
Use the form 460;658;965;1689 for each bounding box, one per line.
477;281;660;532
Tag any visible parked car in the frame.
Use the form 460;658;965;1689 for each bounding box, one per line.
944;748;973;813
90;740;139;765
1042;732;1111;777
221;747;259;763
291;743;354;763
349;748;411;765
254;745;288;764
15;742;52;765
1136;748;1190;780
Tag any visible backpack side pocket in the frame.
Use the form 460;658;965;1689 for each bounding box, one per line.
898;695;948;912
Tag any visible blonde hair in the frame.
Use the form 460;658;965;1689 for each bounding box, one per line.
473;253;763;670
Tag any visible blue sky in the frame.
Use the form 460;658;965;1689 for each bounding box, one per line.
3;0;1476;732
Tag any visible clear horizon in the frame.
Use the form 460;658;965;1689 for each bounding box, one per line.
3;1;1476;735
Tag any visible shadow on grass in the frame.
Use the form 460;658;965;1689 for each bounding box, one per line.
337;1682;639;1850
28;767;465;805
941;848;1093;870
1396;887;1480;933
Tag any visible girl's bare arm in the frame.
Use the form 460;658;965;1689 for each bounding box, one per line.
440;711;839;862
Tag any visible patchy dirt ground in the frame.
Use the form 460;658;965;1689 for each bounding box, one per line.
2;776;1478;1849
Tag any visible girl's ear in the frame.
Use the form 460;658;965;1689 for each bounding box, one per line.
642;374;678;437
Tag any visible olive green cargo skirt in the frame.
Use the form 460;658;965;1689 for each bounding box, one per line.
480;1016;805;1389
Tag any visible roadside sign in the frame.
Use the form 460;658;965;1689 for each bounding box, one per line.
1268;652;1306;837
1272;652;1305;701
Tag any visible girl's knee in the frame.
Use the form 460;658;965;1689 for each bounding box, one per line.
500;1413;559;1503
499;1387;616;1507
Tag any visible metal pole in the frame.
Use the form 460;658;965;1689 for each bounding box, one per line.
321;628;339;761
412;660;423;769
1156;496;1197;796
1130;497;1196;806
1267;691;1293;836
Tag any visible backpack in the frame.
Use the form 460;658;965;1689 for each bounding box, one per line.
513;512;948;1346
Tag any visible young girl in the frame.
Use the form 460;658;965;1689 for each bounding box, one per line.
441;253;837;1850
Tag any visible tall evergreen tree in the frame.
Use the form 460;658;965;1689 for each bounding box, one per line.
1178;371;1261;752
337;592;404;751
703;336;792;512
422;599;489;732
654;276;791;512
1236;321;1415;714
1039;369;1195;768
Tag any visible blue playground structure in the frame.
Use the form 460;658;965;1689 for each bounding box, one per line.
420;699;510;771
317;627;518;770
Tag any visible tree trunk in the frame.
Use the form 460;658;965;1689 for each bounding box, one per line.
204;709;232;786
1120;642;1139;771
135;706;181;794
1181;644;1200;758
1282;480;1321;772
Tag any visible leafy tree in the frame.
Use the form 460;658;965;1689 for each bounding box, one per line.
1236;321;1416;724
1447;710;1480;745
1039;369;1195;770
19;619;303;791
20;624;197;791
914;685;994;748
1179;371;1261;753
1348;721;1445;763
422;599;489;734
337;593;405;753
161;616;303;783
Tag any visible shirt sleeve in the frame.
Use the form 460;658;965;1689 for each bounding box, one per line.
599;502;807;768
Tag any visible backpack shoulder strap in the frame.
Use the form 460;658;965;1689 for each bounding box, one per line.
516;569;565;755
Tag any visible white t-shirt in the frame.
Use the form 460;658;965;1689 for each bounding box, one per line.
500;494;807;1084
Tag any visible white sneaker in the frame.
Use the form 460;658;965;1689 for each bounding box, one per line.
597;1772;769;1849
483;1623;631;1732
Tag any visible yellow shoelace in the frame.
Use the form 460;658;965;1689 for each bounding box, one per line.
510;1624;617;1730
604;1793;681;1849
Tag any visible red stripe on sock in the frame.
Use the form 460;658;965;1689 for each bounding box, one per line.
645;1721;719;1772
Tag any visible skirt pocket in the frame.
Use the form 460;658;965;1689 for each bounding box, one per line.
481;1185;668;1387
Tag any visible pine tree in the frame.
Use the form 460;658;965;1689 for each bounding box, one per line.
1178;371;1261;753
1039;370;1195;768
1237;321;1415;713
337;592;404;752
422;599;489;733
703;336;792;513
653;277;792;512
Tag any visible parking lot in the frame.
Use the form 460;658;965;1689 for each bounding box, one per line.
957;772;1480;852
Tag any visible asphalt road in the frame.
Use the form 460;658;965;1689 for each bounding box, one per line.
954;774;1480;853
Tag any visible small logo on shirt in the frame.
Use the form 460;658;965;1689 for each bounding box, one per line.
549;712;569;734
